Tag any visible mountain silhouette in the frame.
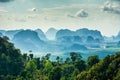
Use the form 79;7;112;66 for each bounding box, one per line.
12;30;45;52
35;29;47;41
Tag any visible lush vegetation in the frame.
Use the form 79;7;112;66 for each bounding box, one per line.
0;36;120;80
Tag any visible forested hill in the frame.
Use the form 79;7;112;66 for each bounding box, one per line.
0;36;120;80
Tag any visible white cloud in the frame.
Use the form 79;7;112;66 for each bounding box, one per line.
65;8;89;18
101;1;120;14
0;7;8;13
28;8;37;12
66;9;89;18
75;9;88;17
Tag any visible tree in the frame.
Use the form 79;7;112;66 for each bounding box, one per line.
65;57;71;64
87;55;99;67
56;56;60;62
75;60;86;71
0;37;24;76
3;36;9;41
45;53;51;60
49;66;62;80
70;52;82;63
44;61;53;75
77;52;120;80
23;53;28;62
61;64;75;80
54;56;60;66
29;50;33;60
29;54;33;60
34;58;43;69
25;60;37;73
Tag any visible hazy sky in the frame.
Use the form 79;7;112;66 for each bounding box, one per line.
0;0;120;36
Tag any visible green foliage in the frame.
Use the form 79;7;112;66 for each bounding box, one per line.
77;52;120;80
87;55;99;67
70;52;82;63
114;69;120;80
56;56;60;63
49;66;62;80
45;53;51;60
75;60;86;71
44;61;53;75
0;37;24;76
65;57;71;64
25;60;37;73
61;64;75;80
0;37;120;80
29;54;33;60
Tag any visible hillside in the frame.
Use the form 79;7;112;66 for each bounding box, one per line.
0;28;120;52
0;36;120;80
12;30;45;52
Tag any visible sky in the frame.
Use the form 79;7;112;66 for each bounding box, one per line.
0;0;120;36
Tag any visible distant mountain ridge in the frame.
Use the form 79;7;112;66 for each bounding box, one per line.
35;29;47;41
76;28;103;39
0;29;23;40
56;28;103;39
12;30;45;52
56;28;103;43
0;28;119;52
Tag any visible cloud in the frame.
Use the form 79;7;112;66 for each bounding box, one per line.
66;14;75;18
0;7;8;13
0;0;13;2
101;1;120;14
75;9;88;17
66;9;88;18
0;9;8;12
28;8;37;12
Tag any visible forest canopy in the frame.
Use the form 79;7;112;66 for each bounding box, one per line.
0;36;120;80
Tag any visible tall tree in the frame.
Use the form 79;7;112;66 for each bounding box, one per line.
87;55;99;67
0;37;24;76
70;52;82;63
49;66;62;80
